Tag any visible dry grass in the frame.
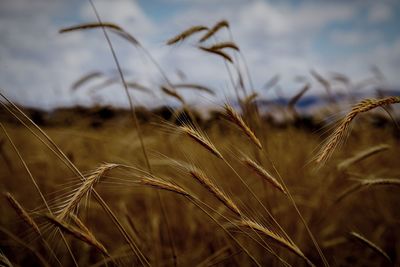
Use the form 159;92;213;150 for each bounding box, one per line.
137;176;192;198
337;144;390;171
198;46;234;63
336;177;400;203
207;41;240;52
349;231;392;264
179;124;223;159
42;213;108;256
1;113;399;266
161;86;186;104
4;192;41;236
224;104;262;149
57;163;117;220
188;166;241;216
241;156;287;195
1;11;399;267
234;219;312;266
199;20;230;42
172;83;215;95
315;96;400;164
166;25;209;45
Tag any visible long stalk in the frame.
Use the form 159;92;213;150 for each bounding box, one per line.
0;123;75;267
87;1;177;265
0;94;149;266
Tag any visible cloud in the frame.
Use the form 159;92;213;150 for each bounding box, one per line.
368;4;392;23
0;0;399;110
329;30;381;46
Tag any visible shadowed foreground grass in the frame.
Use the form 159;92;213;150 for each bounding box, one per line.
0;108;399;266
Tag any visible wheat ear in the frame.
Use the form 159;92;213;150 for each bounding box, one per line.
0;251;13;267
4;192;41;235
234;219;314;266
199;20;229;42
137;176;192;198
316;96;400;164
58;163;117;220
337;144;390;171
71;71;103;90
189;167;241;216
241;156;287;195
224;104;262;149
161;86;185;104
43;213;108;255
166;25;208;45
172;83;215;95
179;124;223;159
207;41;239;52
198;46;233;63
336;178;400;203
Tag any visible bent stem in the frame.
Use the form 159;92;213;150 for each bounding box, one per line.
1;94;149;266
263;150;329;267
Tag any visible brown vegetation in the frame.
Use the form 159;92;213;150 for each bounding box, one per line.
0;11;399;267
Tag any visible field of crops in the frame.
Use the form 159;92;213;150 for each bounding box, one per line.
1;11;400;267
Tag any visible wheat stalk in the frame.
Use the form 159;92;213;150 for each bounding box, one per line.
263;74;280;90
224;104;262;149
71;71;103;90
349;232;392;263
179;124;223;159
0;94;148;266
0;251;13;267
166;25;208;45
336;178;400;203
89;78;154;95
137;176;192;197
241;156;287;195
58;163;117;220
243;92;258;106
172;83;215;95
315;96;400;164
161;86;185;104
60;22;140;46
198;46;233;63
288;83;310;108
207;41;239;52
68;213;92;237
337;144;390;171
310;69;333;99
234;219;314;266
189;167;241;216
42;213;108;255
199;20;229;42
4;192;41;236
125;82;153;94
60;22;123;33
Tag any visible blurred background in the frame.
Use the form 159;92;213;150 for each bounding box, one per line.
1;0;400;110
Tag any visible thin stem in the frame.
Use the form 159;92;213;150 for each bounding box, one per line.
89;1;176;265
263;150;329;267
0;123;77;267
1;94;149;266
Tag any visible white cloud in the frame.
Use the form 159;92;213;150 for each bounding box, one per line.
368;4;392;23
0;0;399;110
329;30;381;46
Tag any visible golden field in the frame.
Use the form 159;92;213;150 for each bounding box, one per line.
0;104;399;267
1;14;400;267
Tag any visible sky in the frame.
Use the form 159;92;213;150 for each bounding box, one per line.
0;0;400;110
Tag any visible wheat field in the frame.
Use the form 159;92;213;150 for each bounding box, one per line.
1;10;400;267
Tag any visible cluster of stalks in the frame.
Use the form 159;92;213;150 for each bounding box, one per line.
1;2;399;267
